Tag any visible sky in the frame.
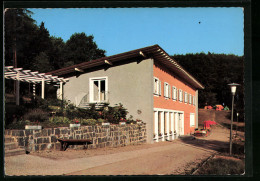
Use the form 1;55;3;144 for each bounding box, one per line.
29;8;244;56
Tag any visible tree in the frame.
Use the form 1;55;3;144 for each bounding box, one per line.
32;52;53;73
48;37;66;70
171;53;244;111
35;22;52;55
62;32;106;67
4;8;39;69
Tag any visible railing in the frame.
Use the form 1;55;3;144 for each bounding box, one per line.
79;91;109;109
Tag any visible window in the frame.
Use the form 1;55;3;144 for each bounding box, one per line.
89;77;108;102
164;82;170;98
179;89;183;102
184;92;188;103
193;96;196;106
154;77;161;96
172;86;177;100
189;94;192;104
190;113;195;127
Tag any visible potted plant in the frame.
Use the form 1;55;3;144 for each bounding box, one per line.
25;120;42;130
102;119;110;126
136;119;142;124
119;118;126;125
70;118;81;128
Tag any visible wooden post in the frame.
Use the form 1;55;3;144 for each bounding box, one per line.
33;83;36;99
15;72;20;105
41;78;45;99
60;82;63;100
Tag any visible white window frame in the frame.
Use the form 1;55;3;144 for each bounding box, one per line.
164;82;170;99
190;113;195;127
184;92;188;103
179;89;183;102
189;94;192;104
89;76;108;103
172;86;177;100
154;77;161;96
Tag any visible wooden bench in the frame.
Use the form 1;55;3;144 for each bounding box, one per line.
57;139;92;151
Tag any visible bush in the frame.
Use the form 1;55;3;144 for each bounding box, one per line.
5;104;26;125
49;116;70;124
102;103;128;124
81;119;98;126
5;120;30;129
196;157;244;175
23;108;49;122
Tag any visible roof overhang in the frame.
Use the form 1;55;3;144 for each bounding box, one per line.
47;45;204;89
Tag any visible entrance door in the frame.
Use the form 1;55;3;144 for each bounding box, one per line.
178;113;183;135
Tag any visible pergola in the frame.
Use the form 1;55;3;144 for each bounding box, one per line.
4;66;69;105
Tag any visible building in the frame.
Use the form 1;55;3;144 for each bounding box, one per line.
47;45;204;143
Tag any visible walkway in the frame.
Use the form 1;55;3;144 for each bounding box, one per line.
5;126;229;176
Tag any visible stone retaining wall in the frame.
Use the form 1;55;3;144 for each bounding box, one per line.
4;123;146;152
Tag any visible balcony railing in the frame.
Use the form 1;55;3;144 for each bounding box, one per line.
79;91;109;109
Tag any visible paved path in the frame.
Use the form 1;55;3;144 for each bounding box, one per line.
5;127;229;176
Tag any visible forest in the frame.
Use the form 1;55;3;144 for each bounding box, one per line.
4;9;244;113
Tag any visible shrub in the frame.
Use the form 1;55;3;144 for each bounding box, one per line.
97;118;105;124
5;120;30;129
23;109;49;122
5;104;26;125
49;116;70;124
81;119;98;126
102;103;128;124
196;157;244;175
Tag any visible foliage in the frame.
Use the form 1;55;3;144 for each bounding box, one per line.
4;9;38;69
5;104;27;125
5;120;29;129
172;53;244;117
80;119;98;126
23;108;49;122
196;157;244;175
49;116;70;124
102;103;128;124
62;33;106;67
4;9;106;73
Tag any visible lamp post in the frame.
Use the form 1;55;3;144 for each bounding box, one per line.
236;112;239;136
228;83;240;155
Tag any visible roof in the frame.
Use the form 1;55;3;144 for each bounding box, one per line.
47;44;204;89
4;66;69;84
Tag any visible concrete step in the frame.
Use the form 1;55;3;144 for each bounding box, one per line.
5;136;15;143
5;148;25;157
5;142;19;150
79;103;109;110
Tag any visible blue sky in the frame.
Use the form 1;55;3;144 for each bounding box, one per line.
29;8;244;56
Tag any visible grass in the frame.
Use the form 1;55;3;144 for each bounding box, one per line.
194;156;244;175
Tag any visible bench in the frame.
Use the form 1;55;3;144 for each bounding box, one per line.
57;139;92;151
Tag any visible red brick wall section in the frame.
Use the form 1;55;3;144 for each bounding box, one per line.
153;61;196;135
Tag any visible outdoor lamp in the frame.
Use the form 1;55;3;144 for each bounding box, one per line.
228;83;240;155
228;83;240;96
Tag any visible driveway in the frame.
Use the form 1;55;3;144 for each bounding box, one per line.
5;126;229;176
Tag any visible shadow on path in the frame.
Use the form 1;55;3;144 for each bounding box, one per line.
178;136;229;153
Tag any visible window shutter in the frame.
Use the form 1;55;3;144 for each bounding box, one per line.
168;85;171;98
176;88;179;101
172;87;174;99
159;80;162;96
164;82;166;97
153;78;155;94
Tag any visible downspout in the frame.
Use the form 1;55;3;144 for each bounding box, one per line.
196;90;199;129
